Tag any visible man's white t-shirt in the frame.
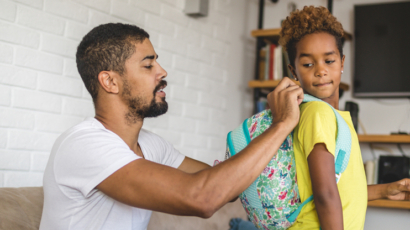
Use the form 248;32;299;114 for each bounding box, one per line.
40;118;185;230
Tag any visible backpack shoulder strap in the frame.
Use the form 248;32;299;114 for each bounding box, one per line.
302;94;352;178
287;94;353;223
227;118;251;157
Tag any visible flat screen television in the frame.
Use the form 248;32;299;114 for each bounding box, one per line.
353;1;410;98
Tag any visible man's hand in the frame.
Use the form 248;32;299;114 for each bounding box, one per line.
385;178;410;201
266;77;304;131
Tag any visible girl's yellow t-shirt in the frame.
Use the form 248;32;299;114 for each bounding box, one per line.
289;101;367;230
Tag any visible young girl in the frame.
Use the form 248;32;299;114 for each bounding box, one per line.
227;6;410;230
279;6;366;229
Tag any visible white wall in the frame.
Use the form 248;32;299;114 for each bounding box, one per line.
0;0;255;187
255;0;410;229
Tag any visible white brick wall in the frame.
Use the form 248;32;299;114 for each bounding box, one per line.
15;47;64;74
13;88;63;113
17;6;66;35
0;43;14;64
0;129;7;148
0;64;37;89
0;21;41;48
44;0;88;23
0;0;17;22
0;108;34;129
0;0;254;187
0;85;11;106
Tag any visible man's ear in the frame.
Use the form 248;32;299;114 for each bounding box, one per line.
288;64;297;81
98;71;120;94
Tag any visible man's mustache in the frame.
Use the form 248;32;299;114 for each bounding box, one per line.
154;80;167;93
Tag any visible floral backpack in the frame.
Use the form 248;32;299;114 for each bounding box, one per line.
225;94;352;230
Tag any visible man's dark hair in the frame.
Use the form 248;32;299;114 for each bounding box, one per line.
76;23;149;101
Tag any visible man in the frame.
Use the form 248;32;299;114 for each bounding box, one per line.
39;23;303;230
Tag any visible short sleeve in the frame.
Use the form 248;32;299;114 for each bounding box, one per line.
54;128;140;198
138;129;185;168
297;101;337;159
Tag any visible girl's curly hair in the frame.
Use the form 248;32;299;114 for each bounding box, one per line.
279;6;344;67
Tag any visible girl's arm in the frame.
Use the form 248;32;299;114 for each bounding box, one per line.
308;143;343;230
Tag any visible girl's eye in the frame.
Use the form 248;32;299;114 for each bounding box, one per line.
145;65;153;69
303;63;313;67
326;60;335;64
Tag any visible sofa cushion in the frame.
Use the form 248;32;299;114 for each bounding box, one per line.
148;199;248;230
0;187;43;230
0;187;248;230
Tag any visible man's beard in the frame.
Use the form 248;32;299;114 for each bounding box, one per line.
123;80;168;124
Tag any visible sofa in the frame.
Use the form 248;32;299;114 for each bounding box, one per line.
0;187;248;230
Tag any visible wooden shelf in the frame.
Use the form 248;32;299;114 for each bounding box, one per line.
359;135;410;210
368;199;410;209
248;80;350;92
358;135;410;143
251;28;353;41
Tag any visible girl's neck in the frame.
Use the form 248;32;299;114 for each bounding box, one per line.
320;95;339;109
307;90;339;109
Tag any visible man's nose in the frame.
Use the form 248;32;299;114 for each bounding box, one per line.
158;64;167;80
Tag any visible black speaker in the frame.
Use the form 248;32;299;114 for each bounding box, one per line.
345;101;359;132
378;156;410;184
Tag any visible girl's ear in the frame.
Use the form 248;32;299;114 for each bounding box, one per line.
98;71;120;94
288;64;298;81
341;55;345;73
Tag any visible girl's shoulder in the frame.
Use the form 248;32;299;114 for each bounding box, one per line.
300;101;334;118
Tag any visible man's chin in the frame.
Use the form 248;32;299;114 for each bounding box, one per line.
144;102;168;118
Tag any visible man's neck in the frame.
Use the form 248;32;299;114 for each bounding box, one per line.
94;112;144;157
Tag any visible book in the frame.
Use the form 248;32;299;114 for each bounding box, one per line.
274;45;283;80
259;49;266;80
264;44;270;80
268;44;276;80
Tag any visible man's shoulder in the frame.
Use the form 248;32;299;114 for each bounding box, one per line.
52;118;127;161
139;128;167;144
57;118;115;144
67;117;106;134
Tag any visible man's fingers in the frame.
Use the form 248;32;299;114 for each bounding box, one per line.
281;85;300;92
295;87;304;104
267;85;301;106
274;77;298;92
279;85;304;104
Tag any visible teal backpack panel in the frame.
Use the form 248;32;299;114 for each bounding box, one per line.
226;94;351;230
